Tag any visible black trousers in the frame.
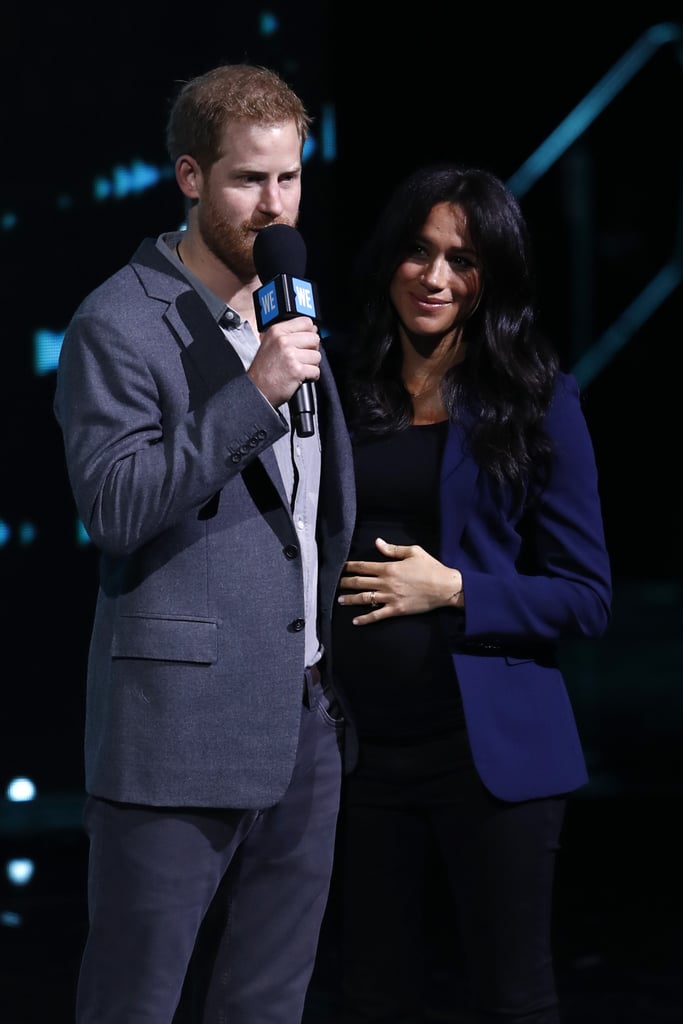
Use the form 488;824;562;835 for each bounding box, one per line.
336;728;566;1024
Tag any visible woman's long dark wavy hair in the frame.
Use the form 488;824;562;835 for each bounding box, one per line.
341;163;559;504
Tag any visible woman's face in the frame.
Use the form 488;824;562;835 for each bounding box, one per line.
389;201;482;346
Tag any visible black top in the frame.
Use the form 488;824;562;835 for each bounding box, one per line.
332;421;466;739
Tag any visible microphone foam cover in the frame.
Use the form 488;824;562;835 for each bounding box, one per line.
253;224;307;281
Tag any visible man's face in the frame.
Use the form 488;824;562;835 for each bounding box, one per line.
196;120;302;280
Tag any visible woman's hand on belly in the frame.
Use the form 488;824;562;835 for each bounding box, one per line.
337;536;464;625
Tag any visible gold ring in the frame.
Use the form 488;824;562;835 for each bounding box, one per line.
370;591;377;607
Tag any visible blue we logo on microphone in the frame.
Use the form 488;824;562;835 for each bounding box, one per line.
256;280;281;327
292;277;318;317
254;273;321;331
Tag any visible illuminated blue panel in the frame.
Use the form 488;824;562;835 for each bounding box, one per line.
1;211;17;231
93;159;171;201
572;264;683;388
507;22;683;198
504;21;683;389
302;135;317;162
259;11;279;36
76;520;91;546
0;521;10;546
18;522;36;545
321;103;336;162
34;329;64;375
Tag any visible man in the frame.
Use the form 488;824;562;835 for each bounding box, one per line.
53;63;355;1024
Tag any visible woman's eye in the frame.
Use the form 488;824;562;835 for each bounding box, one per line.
450;254;478;270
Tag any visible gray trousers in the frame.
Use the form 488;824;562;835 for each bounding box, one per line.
76;672;343;1024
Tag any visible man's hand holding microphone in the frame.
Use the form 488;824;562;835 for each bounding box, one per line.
248;224;321;437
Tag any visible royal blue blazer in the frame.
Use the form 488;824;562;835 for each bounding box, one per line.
438;372;612;801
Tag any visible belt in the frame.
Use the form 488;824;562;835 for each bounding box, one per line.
456;640;557;665
303;663;321;707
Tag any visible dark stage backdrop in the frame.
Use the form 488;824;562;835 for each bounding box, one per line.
1;5;681;796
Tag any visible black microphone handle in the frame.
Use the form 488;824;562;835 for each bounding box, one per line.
289;381;316;438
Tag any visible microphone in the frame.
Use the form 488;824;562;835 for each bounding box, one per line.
252;224;321;438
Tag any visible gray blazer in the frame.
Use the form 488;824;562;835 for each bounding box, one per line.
54;239;356;809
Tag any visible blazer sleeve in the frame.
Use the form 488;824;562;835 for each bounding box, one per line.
459;373;612;644
53;276;287;557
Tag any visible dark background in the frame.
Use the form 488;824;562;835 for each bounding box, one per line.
1;5;682;1021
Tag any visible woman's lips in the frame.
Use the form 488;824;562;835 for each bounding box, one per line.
411;293;449;311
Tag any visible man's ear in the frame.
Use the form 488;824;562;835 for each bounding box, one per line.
175;155;202;201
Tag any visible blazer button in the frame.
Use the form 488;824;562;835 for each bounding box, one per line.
290;618;305;632
284;544;299;560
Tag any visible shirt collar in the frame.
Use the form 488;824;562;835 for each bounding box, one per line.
156;231;243;328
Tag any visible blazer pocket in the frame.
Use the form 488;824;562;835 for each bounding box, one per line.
112;614;218;664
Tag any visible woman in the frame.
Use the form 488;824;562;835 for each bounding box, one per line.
327;164;612;1023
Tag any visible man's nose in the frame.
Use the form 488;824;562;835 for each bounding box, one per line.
258;182;285;216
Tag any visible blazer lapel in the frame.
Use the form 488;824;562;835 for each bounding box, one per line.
440;420;480;553
133;242;288;508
